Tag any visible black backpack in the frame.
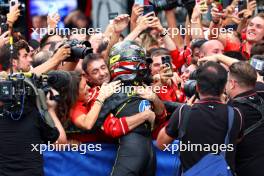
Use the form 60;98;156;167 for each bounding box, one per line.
234;94;264;136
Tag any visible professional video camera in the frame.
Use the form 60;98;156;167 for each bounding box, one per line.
56;39;93;62
0;71;70;120
183;70;197;98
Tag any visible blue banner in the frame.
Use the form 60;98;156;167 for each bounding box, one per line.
43;140;181;176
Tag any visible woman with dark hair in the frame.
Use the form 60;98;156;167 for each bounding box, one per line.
55;71;83;123
52;70;121;143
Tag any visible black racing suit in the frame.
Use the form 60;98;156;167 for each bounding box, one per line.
110;97;156;176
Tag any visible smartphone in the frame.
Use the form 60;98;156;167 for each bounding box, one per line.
143;5;154;16
162;55;173;75
238;0;247;12
134;0;144;5
48;2;58;17
109;12;118;24
214;0;223;13
9;0;18;12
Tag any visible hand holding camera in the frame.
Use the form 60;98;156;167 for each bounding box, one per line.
47;13;60;29
191;1;207;23
46;88;60;111
6;3;20;27
136;12;155;32
52;45;71;62
211;3;225;24
131;4;144;22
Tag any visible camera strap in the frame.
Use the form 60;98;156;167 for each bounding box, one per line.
234;94;264;136
178;104;191;139
24;78;55;128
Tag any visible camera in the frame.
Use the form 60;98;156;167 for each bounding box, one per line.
59;39;93;62
183;70;197;98
0;71;71;119
149;0;182;11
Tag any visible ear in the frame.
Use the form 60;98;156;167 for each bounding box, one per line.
196;84;200;93
12;59;18;69
85;74;92;82
230;80;236;90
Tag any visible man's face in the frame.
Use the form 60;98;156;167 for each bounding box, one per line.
192;47;200;63
16;49;32;72
151;55;163;75
181;64;197;83
201;40;224;57
85;59;110;86
246;16;264;43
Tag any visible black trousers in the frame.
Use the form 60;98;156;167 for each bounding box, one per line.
111;132;156;176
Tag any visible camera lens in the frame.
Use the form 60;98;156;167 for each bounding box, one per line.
184;79;197;98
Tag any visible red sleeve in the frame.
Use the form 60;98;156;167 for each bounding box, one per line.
170;49;181;69
70;101;89;124
171;47;193;69
103;114;129;138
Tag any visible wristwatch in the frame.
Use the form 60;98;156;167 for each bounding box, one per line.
160;30;168;37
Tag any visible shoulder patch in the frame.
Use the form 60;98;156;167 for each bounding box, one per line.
138;100;151;112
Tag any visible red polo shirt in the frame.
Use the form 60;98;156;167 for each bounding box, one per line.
69;86;130;142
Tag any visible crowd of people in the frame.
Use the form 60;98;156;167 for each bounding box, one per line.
0;0;264;175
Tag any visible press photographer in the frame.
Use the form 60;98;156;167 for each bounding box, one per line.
200;54;264;176
157;61;243;175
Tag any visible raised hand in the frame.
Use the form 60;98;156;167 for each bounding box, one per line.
113;14;130;33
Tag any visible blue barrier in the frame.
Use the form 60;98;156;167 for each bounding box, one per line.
43;140;181;176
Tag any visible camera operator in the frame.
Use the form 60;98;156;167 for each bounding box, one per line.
201;54;264;176
157;61;243;173
0;83;61;176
